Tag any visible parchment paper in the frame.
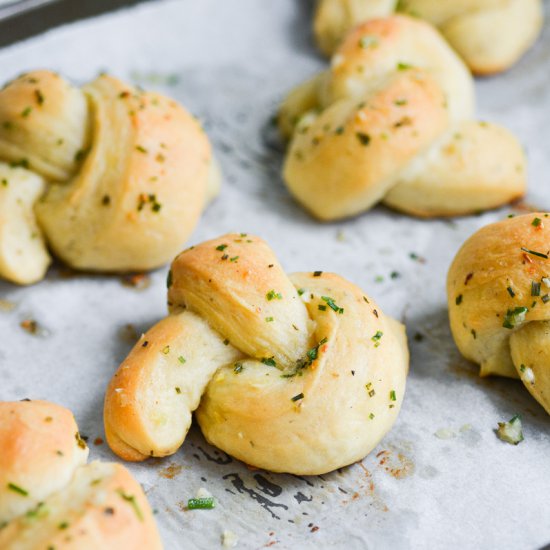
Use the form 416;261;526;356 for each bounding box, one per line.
0;1;549;548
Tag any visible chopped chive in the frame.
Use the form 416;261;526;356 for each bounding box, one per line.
389;390;396;401
216;244;228;251
233;363;243;374
318;304;327;311
265;316;274;322
291;393;304;402
531;281;541;296
371;331;383;347
507;286;515;298
297;288;305;296
261;357;276;367
178;356;186;364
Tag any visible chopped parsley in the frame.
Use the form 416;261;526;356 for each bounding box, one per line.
371;331;383;347
21;106;32;117
162;345;170;354
117;489;144;521
216;244;228;251
187;497;215;510
356;132;371;146
532;217;542;227
266;290;283;301
496;415;524;445
261;357;276;367
178;356;186;364
7;483;28;496
233;362;243;374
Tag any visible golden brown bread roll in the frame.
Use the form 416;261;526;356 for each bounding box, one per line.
0;400;162;549
314;0;543;74
104;234;409;474
447;213;550;414
0;70;218;285
280;16;526;220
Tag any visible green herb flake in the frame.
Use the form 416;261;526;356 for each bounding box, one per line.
135;145;148;154
1;178;7;187
368;413;375;420
166;269;173;288
321;296;344;314
371;331;383;347
313;271;323;277
542;294;550;304
75;432;87;450
187;497;215;510
521;247;548;259
389;390;397;401
265;316;274;322
58;521;69;530
532;217;542;227
531;281;541;296
266;289;283;301
318;304;327;311
397;62;412;71
502;306;528;329
34;89;44;105
261;357;276;367
359;35;379;49
297;288;305;296
233;362;243;374
117;489;144;521
229;256;239;263
455;294;463;305
178;356;186;364
175;387;181;394
216;244;228;251
394;98;407;106
507;286;515;298
21;106;32;117
366;382;375;397
7;483;28;496
162;345;170;355
356;132;371;146
291;393;304;402
496;415;524;445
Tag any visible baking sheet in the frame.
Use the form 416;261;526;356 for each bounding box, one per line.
0;1;549;548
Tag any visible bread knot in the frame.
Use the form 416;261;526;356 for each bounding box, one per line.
0;400;161;548
0;70;217;285
280;16;526;220
448;213;550;414
314;0;543;74
104;234;409;474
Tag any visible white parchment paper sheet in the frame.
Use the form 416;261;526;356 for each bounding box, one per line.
0;1;549;548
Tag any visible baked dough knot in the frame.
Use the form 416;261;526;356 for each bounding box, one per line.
279;16;526;221
0;70;218;285
104;234;409;475
0;400;162;549
448;213;550;415
314;0;543;75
